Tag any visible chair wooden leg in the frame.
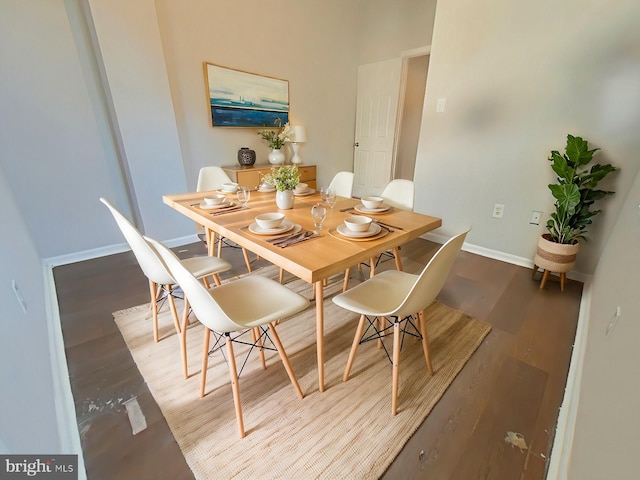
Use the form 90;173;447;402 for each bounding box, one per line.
268;323;304;399
418;311;434;375
149;280;160;343
200;327;211;398
225;334;245;438
393;247;403;271
279;268;285;284
392;321;401;416
342;268;350;292
560;272;566;292
202;276;211;289
253;327;266;370
242;248;252;272
212;273;222;286
344;314;367;381
166;285;181;335
369;257;376;277
540;270;550;290
181;298;190;379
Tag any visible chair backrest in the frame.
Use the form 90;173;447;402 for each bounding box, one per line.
381;179;415;211
197;166;233;192
99;197;175;285
395;229;470;317
145;236;240;333
328;171;354;198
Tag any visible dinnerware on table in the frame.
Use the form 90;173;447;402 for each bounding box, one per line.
353;204;390;214
344;215;373;232
221;182;239;193
311;204;327;229
294;183;309;194
203;194;226;206
199;200;234;210
248;220;295;235
336;223;382;238
236;186;250;208
361;196;384;209
255;212;286;229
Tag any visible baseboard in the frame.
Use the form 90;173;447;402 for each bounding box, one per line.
545;276;592;479
43;264;88;479
421;232;589;283
43;234;200;267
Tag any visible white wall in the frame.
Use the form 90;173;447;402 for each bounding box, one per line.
415;0;640;275
569;168;640;478
0;164;62;454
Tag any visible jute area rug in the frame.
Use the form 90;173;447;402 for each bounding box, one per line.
112;265;491;479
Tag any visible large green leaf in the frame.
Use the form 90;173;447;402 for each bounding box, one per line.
549;183;580;214
565;134;599;167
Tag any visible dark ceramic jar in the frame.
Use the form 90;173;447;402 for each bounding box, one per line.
237;147;256;166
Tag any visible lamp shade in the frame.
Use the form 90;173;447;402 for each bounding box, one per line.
291;126;307;143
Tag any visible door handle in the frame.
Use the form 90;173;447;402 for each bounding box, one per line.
354;142;359;147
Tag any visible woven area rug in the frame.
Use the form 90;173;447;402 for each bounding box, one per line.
112;266;491;479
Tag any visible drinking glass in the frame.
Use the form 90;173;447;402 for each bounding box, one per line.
325;187;337;211
320;186;328;204
311;203;327;229
236;186;250;208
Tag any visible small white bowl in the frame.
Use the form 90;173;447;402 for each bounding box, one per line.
361;196;384;209
221;182;238;193
294;183;309;194
255;212;285;229
344;215;372;232
203;194;225;206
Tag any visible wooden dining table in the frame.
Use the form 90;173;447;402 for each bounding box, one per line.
163;188;442;392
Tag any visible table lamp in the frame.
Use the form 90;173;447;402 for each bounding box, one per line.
290;126;307;164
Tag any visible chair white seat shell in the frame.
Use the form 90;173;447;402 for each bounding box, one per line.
328;171;354;198
146;236;310;439
333;229;469;415
100;197;232;379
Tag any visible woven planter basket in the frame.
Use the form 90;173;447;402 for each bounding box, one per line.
534;234;579;273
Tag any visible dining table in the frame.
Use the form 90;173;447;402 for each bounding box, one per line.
163;187;442;392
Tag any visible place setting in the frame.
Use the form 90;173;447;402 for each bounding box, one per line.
350;196;393;214
201;186;251;215
293;182;315;196
330;214;390;242
244;212;319;248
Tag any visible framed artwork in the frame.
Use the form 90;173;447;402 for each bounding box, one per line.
204;63;289;128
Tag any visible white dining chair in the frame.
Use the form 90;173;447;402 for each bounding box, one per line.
327;171;354;198
100;197;232;378
146;236;309;438
332;229;469;415
196;166;253;272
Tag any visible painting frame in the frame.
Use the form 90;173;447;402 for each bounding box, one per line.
204;62;290;128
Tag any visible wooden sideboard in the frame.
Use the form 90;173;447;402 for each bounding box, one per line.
223;164;316;191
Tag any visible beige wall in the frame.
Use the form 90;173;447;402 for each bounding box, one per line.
416;0;640;275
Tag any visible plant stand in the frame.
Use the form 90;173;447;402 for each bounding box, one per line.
532;266;568;292
533;234;579;292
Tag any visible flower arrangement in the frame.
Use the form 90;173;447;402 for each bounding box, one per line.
257;120;293;149
261;165;300;191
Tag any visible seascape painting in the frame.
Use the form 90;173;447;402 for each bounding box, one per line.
205;63;289;127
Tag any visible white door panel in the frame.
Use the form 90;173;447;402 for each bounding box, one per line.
353;58;401;198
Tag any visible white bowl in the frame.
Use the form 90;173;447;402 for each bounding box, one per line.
203;194;225;206
294;183;309;194
361;196;384;209
255;212;285;229
344;215;372;232
221;182;238;192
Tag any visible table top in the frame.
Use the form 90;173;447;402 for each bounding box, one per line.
163;189;442;284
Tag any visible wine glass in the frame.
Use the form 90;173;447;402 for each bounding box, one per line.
236;186;250;208
325;187;337;211
320;186;328;204
311;203;327;230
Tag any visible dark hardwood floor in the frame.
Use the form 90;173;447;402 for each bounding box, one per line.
53;237;582;479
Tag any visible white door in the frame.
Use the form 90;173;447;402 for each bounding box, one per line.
352;58;402;198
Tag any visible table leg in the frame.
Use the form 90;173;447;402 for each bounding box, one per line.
315;280;325;393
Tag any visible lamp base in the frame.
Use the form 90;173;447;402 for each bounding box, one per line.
291;143;302;164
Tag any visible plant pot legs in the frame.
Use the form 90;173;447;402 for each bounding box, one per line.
533;264;567;292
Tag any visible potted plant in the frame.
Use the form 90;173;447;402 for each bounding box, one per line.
534;134;617;289
262;165;300;209
258;120;293;165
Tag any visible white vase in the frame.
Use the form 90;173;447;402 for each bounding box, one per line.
275;190;294;209
268;148;285;165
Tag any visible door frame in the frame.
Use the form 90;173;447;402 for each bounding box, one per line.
391;45;431;181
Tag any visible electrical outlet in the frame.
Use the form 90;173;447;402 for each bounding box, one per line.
492;204;504;218
530;211;543;225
